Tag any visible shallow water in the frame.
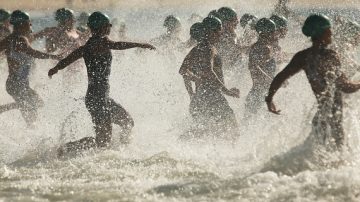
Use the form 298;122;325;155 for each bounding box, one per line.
1;4;360;201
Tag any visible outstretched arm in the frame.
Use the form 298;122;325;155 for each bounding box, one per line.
17;36;59;60
265;52;304;114
107;39;155;50
48;46;84;78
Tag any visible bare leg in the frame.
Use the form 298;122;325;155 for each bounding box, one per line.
108;98;134;143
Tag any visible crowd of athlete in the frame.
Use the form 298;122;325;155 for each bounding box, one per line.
0;4;359;156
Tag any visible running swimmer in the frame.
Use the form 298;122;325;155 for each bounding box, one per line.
265;14;360;150
48;12;155;156
179;17;240;138
238;13;258;52
0;10;60;126
270;14;289;64
216;7;242;69
34;8;86;55
244;18;278;117
151;15;183;50
180;22;204;98
76;12;90;33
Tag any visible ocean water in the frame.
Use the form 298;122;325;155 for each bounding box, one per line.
1;3;360;201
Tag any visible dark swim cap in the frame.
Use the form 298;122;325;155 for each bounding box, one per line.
0;9;10;23
78;12;89;23
10;10;30;26
255;18;276;34
87;11;110;30
217;7;238;22
202;16;222;33
190;22;204;41
163;15;181;30
302;14;331;38
208;10;220;18
239;13;257;28
270;15;288;29
55;8;74;22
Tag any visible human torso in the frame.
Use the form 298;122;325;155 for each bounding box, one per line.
5;34;34;82
249;40;276;85
83;36;112;96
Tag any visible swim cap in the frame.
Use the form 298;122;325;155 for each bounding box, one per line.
255;18;276;34
55;8;74;22
302;14;331;38
217;7;238;22
87;11;110;30
10;10;30;26
270;15;288;29
0;9;10;23
163;15;181;30
78;12;89;24
208;10;220;18
190;22;204;41
202;16;222;33
239;13;258;28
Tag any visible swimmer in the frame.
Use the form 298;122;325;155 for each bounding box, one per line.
151;15;183;49
34;8;86;55
0;10;60;126
266;14;360;150
216;7;242;69
179;17;240;138
76;12;90;33
270;14;289;64
238;13;258;50
244;18;278;117
48;12;155;156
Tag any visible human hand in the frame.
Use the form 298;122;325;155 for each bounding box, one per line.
141;43;156;50
265;96;281;115
228;87;240;98
48;68;58;78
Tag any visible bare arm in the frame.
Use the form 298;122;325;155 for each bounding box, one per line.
337;74;360;93
265;52;304;114
17;36;59;60
48;46;84;77
107;39;155;50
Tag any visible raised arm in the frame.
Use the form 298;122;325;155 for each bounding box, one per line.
17;36;59;60
48;46;84;78
265;51;304;114
106;39;155;50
